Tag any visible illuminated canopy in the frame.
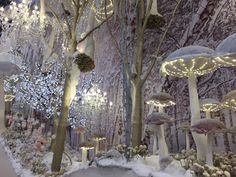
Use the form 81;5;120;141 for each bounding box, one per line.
160;46;217;77
215;33;236;66
146;92;175;107
221;90;236;110
200;98;221;112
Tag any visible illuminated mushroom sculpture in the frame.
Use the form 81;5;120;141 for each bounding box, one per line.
178;122;191;150
145;112;174;161
75;126;86;143
191;119;226;166
92;133;106;155
146;92;175;154
215;33;236;66
79;141;94;165
200;98;221;119
160;45;218;161
221;90;236;111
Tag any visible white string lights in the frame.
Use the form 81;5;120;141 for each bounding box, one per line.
92;0;113;23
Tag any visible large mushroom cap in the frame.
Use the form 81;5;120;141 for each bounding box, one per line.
160;45;217;77
79;141;94;149
146;92;175;107
200;98;221;112
92;133;106;141
221;90;236;110
146;112;174;125
191;119;226;134
215;33;236;66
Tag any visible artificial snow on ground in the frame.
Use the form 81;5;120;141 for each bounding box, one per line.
0;136;193;177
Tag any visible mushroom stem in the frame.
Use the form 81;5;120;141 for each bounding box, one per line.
153;132;157;154
156;125;169;159
205;111;211;119
0;77;5;133
185;130;190;151
95;140;99;154
40;0;45;23
81;148;88;165
80;132;85;143
158;106;164;112
188;72;207;161
206;134;213;166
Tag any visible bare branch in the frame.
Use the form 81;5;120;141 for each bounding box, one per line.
78;13;114;43
142;0;153;31
45;1;68;36
61;3;72;38
104;0;122;56
141;0;182;85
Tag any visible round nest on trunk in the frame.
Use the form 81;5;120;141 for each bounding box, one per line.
146;14;165;29
74;53;95;73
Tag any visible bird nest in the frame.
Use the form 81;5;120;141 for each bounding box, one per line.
74;53;95;73
146;14;165;29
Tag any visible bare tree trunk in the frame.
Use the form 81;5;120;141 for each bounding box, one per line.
0;77;6;134
131;83;143;147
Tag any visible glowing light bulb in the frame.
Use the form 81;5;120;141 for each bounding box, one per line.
35;5;38;10
104;92;107;96
109;102;113;106
0;7;4;11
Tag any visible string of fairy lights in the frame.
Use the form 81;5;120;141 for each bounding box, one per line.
161;57;218;77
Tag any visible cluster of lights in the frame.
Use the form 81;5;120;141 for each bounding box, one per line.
146;93;175;107
80;84;112;110
200;103;221;112
4;94;15;102
0;0;47;34
92;0;113;23
214;56;236;67
161;57;218;78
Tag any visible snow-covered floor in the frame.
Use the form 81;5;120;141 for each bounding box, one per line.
0;143;18;177
65;167;139;177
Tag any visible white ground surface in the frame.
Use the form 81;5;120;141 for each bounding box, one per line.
0;143;18;177
65;167;139;177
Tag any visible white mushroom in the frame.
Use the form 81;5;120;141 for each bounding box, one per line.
79;141;94;165
146;112;174;160
221;90;236;111
160;45;218;161
215;33;236;66
191;119;226;166
146;92;175;154
200;98;221;119
178;123;191;150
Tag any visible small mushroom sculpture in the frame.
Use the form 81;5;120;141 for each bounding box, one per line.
215;33;236;67
146;92;175;154
200;98;221;119
92;133;106;155
75;126;86;143
160;45;218;161
221;90;236;111
178;122;191;150
145;112;174;161
191;119;226;166
79;141;94;165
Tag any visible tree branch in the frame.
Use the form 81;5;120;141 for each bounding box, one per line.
45;1;68;36
104;0;122;56
78;13;114;43
141;0;182;85
142;0;153;31
61;3;72;38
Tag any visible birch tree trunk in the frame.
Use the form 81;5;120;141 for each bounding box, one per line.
0;77;5;134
